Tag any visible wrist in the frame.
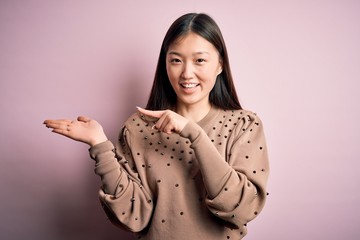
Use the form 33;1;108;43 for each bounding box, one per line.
89;135;108;147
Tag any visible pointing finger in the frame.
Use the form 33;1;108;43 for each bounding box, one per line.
136;107;165;119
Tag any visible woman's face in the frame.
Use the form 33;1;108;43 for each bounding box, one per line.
166;33;222;109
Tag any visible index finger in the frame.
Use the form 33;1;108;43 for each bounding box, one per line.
43;119;72;125
136;107;165;119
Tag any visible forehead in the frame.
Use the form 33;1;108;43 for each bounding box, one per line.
168;33;218;53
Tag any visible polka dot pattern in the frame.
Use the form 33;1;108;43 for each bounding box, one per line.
92;107;269;240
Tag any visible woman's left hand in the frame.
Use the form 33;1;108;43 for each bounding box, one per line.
137;107;188;134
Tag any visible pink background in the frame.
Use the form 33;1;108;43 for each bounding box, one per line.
1;0;359;239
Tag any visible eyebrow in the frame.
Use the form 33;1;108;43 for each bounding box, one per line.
167;51;210;56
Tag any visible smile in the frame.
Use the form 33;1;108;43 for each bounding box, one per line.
180;83;200;88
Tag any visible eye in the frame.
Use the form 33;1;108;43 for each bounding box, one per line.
170;58;181;64
196;58;206;63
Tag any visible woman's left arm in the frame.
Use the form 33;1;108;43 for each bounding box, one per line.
137;107;269;228
180;112;269;228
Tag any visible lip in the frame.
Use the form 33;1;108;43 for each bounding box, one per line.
179;82;200;88
178;82;199;94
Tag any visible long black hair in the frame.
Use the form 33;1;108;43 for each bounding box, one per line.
146;13;242;110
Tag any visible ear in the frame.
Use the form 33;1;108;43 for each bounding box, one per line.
217;59;223;75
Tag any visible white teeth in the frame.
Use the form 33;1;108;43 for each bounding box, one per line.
181;83;198;88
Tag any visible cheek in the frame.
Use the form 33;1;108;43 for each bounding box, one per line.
200;66;219;83
166;67;178;88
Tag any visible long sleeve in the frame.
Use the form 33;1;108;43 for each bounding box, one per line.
180;111;269;229
89;127;154;232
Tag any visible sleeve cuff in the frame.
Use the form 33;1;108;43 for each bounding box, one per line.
179;121;203;142
89;140;115;160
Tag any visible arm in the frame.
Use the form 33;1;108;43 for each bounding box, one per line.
89;127;154;232
180;113;269;228
135;108;269;228
44;116;154;232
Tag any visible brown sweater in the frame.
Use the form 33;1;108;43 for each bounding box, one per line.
89;107;269;240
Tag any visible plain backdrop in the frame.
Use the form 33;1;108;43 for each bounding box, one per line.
1;0;359;239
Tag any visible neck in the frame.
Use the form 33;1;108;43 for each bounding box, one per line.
176;102;212;123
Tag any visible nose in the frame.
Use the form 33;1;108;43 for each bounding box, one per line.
181;62;195;79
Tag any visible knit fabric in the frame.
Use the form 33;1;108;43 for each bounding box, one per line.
89;106;269;240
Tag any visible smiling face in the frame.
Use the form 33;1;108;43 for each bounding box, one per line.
166;32;223;110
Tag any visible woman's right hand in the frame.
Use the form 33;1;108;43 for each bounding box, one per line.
43;116;108;147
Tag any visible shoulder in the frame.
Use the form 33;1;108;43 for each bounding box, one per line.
219;108;261;123
220;108;265;136
123;112;159;138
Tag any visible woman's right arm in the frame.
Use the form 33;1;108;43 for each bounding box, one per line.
89;127;154;232
90;128;153;232
44;116;154;232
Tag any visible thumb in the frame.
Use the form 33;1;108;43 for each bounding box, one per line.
77;116;91;122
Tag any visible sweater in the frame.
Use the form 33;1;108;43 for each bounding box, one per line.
89;106;269;240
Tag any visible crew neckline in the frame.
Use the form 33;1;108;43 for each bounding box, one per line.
196;106;220;128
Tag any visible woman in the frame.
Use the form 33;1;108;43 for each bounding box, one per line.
44;13;269;240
